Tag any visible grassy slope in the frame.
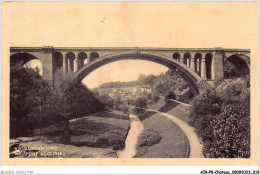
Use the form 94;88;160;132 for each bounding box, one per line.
158;101;190;123
133;98;190;158
135;112;189;158
33;111;130;151
148;98;165;110
70;111;130;150
149;98;190;122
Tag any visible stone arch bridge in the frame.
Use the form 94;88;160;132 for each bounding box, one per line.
10;46;250;96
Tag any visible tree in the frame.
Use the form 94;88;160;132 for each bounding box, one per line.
165;92;176;101
64;82;105;119
189;85;250;158
133;97;148;115
137;74;156;87
10;63;59;138
113;95;122;110
208;103;250;158
53;68;105;144
189;91;223;142
120;104;129;114
98;94;113;109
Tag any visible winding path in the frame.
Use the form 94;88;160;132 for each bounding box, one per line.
117;114;144;158
146;108;204;158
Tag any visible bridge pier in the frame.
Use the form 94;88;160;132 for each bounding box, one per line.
190;56;195;72
68;57;72;73
213;48;224;81
74;56;78;73
62;54;67;79
201;57;206;79
42;46;54;83
180;56;184;64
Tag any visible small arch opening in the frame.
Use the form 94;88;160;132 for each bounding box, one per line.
90;52;99;61
183;53;191;67
66;52;75;72
53;52;63;74
194;53;202;75
172;53;180;61
78;52;87;69
205;53;212;80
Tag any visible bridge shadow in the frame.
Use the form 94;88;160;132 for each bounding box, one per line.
138;111;157;121
93;111;129;121
158;101;179;113
134;101;180;122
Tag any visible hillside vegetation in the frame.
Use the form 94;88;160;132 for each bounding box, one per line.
10;64;104;143
189;76;250;158
95;69;192;107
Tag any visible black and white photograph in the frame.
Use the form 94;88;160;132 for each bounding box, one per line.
9;47;251;159
1;1;258;170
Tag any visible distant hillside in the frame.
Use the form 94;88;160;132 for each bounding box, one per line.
99;81;137;89
98;69;190;98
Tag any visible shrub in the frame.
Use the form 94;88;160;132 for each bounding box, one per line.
165;92;176;101
134;97;148;109
137;129;161;147
206;103;250;158
120;104;129;114
112;140;125;150
178;84;189;92
147;95;159;105
94;138;110;147
189;83;250;158
133;108;146;116
189;91;223;127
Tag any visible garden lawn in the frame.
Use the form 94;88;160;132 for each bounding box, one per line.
135;112;189;158
33;111;130;151
159;101;190;122
149;99;190;122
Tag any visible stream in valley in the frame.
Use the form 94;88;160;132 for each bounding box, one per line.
117;114;144;158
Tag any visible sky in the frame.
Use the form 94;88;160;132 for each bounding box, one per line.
5;2;258;89
82;60;168;89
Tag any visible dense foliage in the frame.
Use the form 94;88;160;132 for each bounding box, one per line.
189;78;250;158
133;97;148;115
10;64;104;140
136;129;161;147
10;63;59;138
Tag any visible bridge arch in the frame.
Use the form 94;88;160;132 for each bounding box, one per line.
90;52;99;61
10;53;40;65
73;52;211;96
10;52;44;76
224;54;250;77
